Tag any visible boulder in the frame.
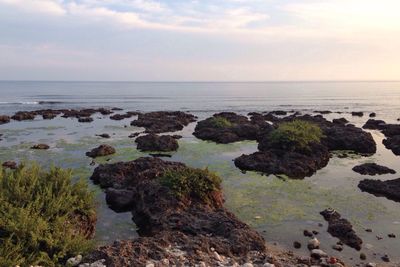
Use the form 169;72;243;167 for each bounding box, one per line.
135;134;178;152
131;111;196;133
0;115;11;124
359;178;400;202
320;209;362;250
86;145;116;158
352;163;396;175
383;136;400;155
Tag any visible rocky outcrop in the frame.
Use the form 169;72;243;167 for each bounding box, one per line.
2;161;17;169
234;115;376;178
383;136;400;156
193;112;272;144
131;111;196;133
235;143;330;179
31;144;50;150
352;163;396;175
320;209;362;251
0;115;11;124
359;178;400;202
362;119;387;130
89;157;267;265
86;145;116;158
12;111;35;121
135;134;179;152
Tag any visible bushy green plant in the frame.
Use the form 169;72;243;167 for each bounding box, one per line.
209;116;233;128
0;164;96;267
159;167;222;203
268;120;324;150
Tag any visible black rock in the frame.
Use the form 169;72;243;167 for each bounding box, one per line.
359;178;400;202
352;163;396;175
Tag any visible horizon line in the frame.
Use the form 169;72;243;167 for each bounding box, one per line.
0;80;400;83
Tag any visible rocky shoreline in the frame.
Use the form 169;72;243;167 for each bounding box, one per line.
1;107;400;266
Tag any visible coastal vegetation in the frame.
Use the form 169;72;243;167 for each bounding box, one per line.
159;167;222;203
268;120;324;150
0;164;96;267
209;116;234;128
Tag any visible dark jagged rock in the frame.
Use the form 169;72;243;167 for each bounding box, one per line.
128;132;141;138
332;118;348;124
352;163;396;175
111;107;123;111
110;113;134;121
193;112;272;144
234;143;330;179
381;124;400;137
31;144;50;150
0;115;11;124
96;133;111;139
2;161;17;169
314;110;332;114
271;110;287;116
383;135;400;155
131;111;196;133
363;119;387;130
281;115;376;154
135;134;179;152
359;178;400;202
320;209;362;250
78;117;94;123
88;157;267;266
351;111;364;117
86;144;116;158
42;113;57;120
369;112;376;117
12;111;35;121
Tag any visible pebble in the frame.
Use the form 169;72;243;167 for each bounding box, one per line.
307;238;320;250
303;230;313;237
213;251;222;261
78;259;106;267
365;228;372;232
388;233;396;238
360;253;367;260
145;262;155;267
263;263;275;267
310;249;328;259
66;255;82;266
366;263;377;267
332;244;343;251
381;255;390;262
312;230;319;235
293;241;301;249
241;263;253;267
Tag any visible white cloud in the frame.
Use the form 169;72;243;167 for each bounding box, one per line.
0;0;65;15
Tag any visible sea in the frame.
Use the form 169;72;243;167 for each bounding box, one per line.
1;81;399;264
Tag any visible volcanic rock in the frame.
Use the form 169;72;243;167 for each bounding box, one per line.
135;134;179;152
358;178;400;202
320;208;362;250
86;145;116;158
131;111;196;133
352;163;396;175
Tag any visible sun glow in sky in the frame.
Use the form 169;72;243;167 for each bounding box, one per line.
0;0;399;81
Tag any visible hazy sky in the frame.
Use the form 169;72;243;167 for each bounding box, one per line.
0;0;399;81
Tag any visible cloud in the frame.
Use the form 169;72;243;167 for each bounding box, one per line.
0;0;66;15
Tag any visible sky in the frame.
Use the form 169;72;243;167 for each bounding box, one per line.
0;0;399;81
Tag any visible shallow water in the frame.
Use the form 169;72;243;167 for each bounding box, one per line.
0;81;400;265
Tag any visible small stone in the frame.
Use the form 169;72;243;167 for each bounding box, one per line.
293;241;301;249
303;229;313;237
376;235;383;240
161;259;169;265
307;237;320;250
66;255;82;266
31;144;50;150
145;262;155;267
388;233;396;238
241;264;253;267
366;263;377;267
254;216;261;219
381;255;390;262
310;249;328;259
360;253;367;260
213;251;222;261
312;230;319;235
263;263;275;267
332;244;343;251
365;228;372;232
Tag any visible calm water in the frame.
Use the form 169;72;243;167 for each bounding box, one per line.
1;81;400;265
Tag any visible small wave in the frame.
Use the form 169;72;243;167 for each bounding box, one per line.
0;101;39;105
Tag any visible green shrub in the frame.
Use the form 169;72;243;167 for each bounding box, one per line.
268;120;324;150
209;116;233;128
0;164;96;267
159;167;222;203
